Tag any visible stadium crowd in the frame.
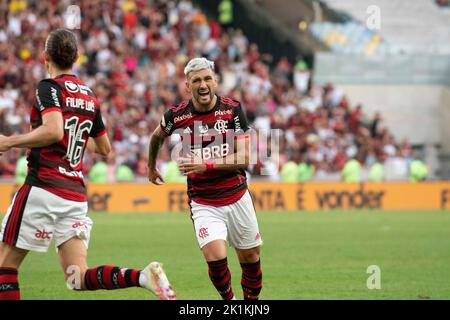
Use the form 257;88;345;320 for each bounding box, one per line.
0;0;422;182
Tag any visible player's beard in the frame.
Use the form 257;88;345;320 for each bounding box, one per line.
195;90;214;107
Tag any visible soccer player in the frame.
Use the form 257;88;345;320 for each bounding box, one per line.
148;57;263;300
0;29;175;300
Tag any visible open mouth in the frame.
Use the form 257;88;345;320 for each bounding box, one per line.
198;91;210;97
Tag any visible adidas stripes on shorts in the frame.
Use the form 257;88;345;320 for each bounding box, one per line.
0;185;92;252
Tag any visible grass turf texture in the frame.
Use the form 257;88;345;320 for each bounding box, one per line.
5;210;450;300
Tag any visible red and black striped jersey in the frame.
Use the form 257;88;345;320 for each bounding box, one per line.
160;95;250;207
25;74;106;202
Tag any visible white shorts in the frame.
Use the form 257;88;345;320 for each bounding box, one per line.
0;185;92;253
190;190;262;249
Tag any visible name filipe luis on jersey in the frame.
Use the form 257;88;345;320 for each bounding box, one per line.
64;81;95;112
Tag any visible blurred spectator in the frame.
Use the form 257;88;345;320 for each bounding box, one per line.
116;164;135;182
436;0;449;7
281;161;298;183
218;0;233;31
293;59;310;94
409;158;428;182
368;158;385;182
15;155;27;185
298;160;315;182
384;149;408;181
163;160;186;183
89;159;108;183
341;158;361;182
370;112;382;138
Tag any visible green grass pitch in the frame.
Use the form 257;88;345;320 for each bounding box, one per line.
6;210;450;300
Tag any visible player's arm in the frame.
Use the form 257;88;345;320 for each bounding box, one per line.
0;111;63;151
217;134;250;169
87;134;111;157
148;111;173;185
87;108;110;157
0;80;64;152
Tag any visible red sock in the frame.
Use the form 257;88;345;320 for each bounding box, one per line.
84;265;141;290
241;260;262;300
207;258;234;300
0;268;20;300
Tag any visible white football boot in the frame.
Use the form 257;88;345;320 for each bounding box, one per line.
141;262;176;300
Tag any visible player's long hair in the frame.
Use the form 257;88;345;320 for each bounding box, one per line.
45;28;78;70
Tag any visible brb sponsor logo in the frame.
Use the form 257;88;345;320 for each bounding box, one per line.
35;229;52;240
201;143;230;160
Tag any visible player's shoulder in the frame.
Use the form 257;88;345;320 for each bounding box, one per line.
219;96;241;108
37;78;59;90
170;99;191;114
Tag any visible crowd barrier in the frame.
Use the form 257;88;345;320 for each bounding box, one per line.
1;182;450;213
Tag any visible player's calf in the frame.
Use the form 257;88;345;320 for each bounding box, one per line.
0;268;20;300
83;265;141;290
67;263;176;300
207;258;235;300
240;259;262;300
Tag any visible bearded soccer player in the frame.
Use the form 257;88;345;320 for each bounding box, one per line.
0;29;175;300
148;57;263;300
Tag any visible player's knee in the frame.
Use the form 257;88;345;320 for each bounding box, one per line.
202;240;227;261
246;251;260;263
0;243;26;269
237;246;260;263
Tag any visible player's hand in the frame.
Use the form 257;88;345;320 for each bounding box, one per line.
178;154;207;176
0;135;12;153
148;167;165;185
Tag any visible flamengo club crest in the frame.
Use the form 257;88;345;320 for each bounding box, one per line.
214;120;228;134
198;227;209;239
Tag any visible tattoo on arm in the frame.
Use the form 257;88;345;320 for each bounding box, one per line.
148;128;166;169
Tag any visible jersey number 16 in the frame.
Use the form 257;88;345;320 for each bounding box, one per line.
64;116;93;168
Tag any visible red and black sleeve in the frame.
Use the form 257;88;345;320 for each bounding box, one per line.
160;108;175;136
89;108;107;138
35;80;63;116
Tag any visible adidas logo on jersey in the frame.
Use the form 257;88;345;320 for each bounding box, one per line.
183;127;192;134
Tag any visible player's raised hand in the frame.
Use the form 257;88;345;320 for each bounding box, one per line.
148;167;165;185
0;135;12;153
